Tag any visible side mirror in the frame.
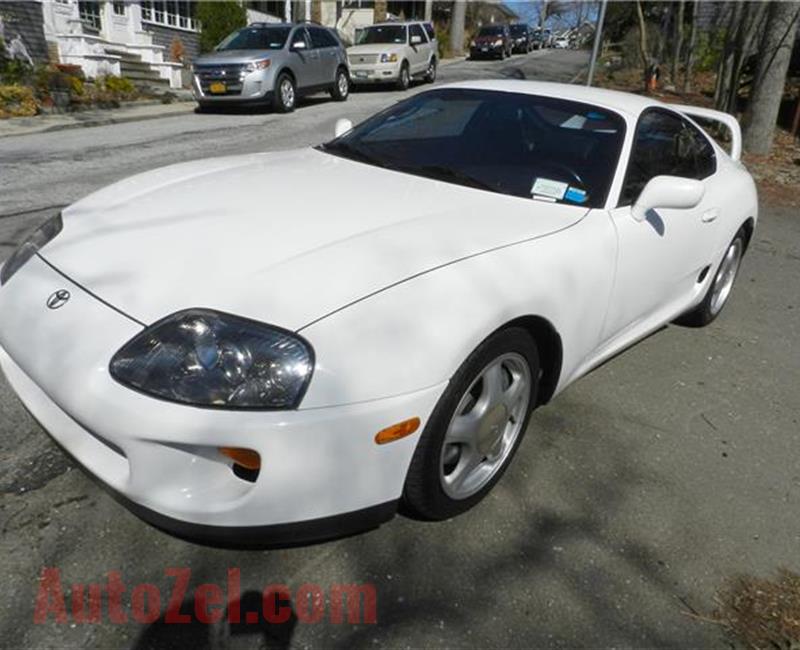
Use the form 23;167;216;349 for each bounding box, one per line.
334;118;353;138
410;35;422;45
291;40;307;51
632;175;704;222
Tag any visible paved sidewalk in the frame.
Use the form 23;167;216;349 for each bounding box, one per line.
0;100;196;139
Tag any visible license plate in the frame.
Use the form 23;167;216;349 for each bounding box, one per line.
209;81;226;94
481;47;489;52
355;71;368;78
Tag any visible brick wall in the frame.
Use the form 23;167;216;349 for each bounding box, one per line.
0;1;49;64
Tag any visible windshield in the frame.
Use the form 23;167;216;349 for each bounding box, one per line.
320;89;626;208
510;25;528;36
357;25;407;45
478;26;504;37
216;26;291;51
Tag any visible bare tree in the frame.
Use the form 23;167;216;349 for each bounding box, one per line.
635;0;648;70
671;0;685;87
449;0;466;57
742;1;800;154
682;0;699;93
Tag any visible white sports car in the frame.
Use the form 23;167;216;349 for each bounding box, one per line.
0;81;756;546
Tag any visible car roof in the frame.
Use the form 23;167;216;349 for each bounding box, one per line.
439;80;659;118
370;21;425;27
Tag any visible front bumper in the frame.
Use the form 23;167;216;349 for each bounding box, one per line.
348;61;402;84
470;44;504;57
0;255;445;545
192;68;275;104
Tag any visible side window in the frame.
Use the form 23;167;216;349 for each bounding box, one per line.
423;22;435;41
410;23;427;43
320;29;341;48
308;27;328;49
620;109;716;206
682;119;717;179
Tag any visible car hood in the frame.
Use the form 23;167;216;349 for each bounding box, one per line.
42;149;589;330
194;50;278;65
347;43;404;55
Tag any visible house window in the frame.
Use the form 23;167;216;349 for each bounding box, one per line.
113;1;126;15
78;1;102;31
141;1;198;31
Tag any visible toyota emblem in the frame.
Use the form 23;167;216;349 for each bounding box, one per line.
46;289;71;310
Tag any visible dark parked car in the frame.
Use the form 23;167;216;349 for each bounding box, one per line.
509;23;533;54
469;24;512;60
192;22;350;113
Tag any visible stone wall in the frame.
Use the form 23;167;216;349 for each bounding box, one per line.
0;1;49;65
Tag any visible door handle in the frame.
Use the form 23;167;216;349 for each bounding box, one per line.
701;208;719;223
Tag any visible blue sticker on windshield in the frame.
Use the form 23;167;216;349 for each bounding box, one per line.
586;111;606;120
565;186;587;203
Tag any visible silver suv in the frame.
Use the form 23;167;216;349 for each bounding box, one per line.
192;22;350;113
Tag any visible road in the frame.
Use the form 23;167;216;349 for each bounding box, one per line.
1;47;799;648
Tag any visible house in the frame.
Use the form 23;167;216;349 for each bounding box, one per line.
38;1;197;89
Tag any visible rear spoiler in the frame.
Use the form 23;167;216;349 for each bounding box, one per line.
671;104;742;162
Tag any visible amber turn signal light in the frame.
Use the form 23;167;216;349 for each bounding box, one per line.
374;417;421;445
219;447;261;470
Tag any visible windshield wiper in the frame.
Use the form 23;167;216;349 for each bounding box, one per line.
410;165;498;193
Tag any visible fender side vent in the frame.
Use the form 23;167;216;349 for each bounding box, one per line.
697;265;711;283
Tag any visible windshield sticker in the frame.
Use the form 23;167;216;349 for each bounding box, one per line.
531;178;568;200
565;186;588;203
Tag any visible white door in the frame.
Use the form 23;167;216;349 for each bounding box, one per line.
408;23;431;75
602;108;721;339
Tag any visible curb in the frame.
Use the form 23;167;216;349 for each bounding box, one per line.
0;102;196;139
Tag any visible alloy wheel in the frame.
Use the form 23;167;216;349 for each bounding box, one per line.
439;352;531;500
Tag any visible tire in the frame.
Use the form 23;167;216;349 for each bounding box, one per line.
330;67;349;101
403;327;540;520
272;72;296;113
676;227;747;327
396;62;410;91
425;57;437;83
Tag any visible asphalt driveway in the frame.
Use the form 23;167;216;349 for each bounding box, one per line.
1;48;799;648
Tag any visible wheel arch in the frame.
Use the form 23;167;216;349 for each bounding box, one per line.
276;66;296;85
495;315;563;406
740;216;755;252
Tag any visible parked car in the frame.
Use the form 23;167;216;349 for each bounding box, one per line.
192;22;350;113
0;82;756;545
469;24;512;60
531;28;544;49
509;23;533;54
553;36;570;49
347;21;437;90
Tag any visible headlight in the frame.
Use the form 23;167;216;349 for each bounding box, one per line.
244;58;271;73
494;39;503;47
0;213;63;286
110;309;314;410
470;40;476;47
380;52;398;63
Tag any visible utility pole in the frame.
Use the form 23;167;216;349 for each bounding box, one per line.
587;0;608;86
450;0;466;57
425;0;433;22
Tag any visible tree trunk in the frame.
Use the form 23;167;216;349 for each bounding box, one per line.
635;0;649;72
683;0;698;93
449;0;466;57
671;1;685;87
714;2;742;110
539;0;549;28
424;0;433;22
742;1;800;154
